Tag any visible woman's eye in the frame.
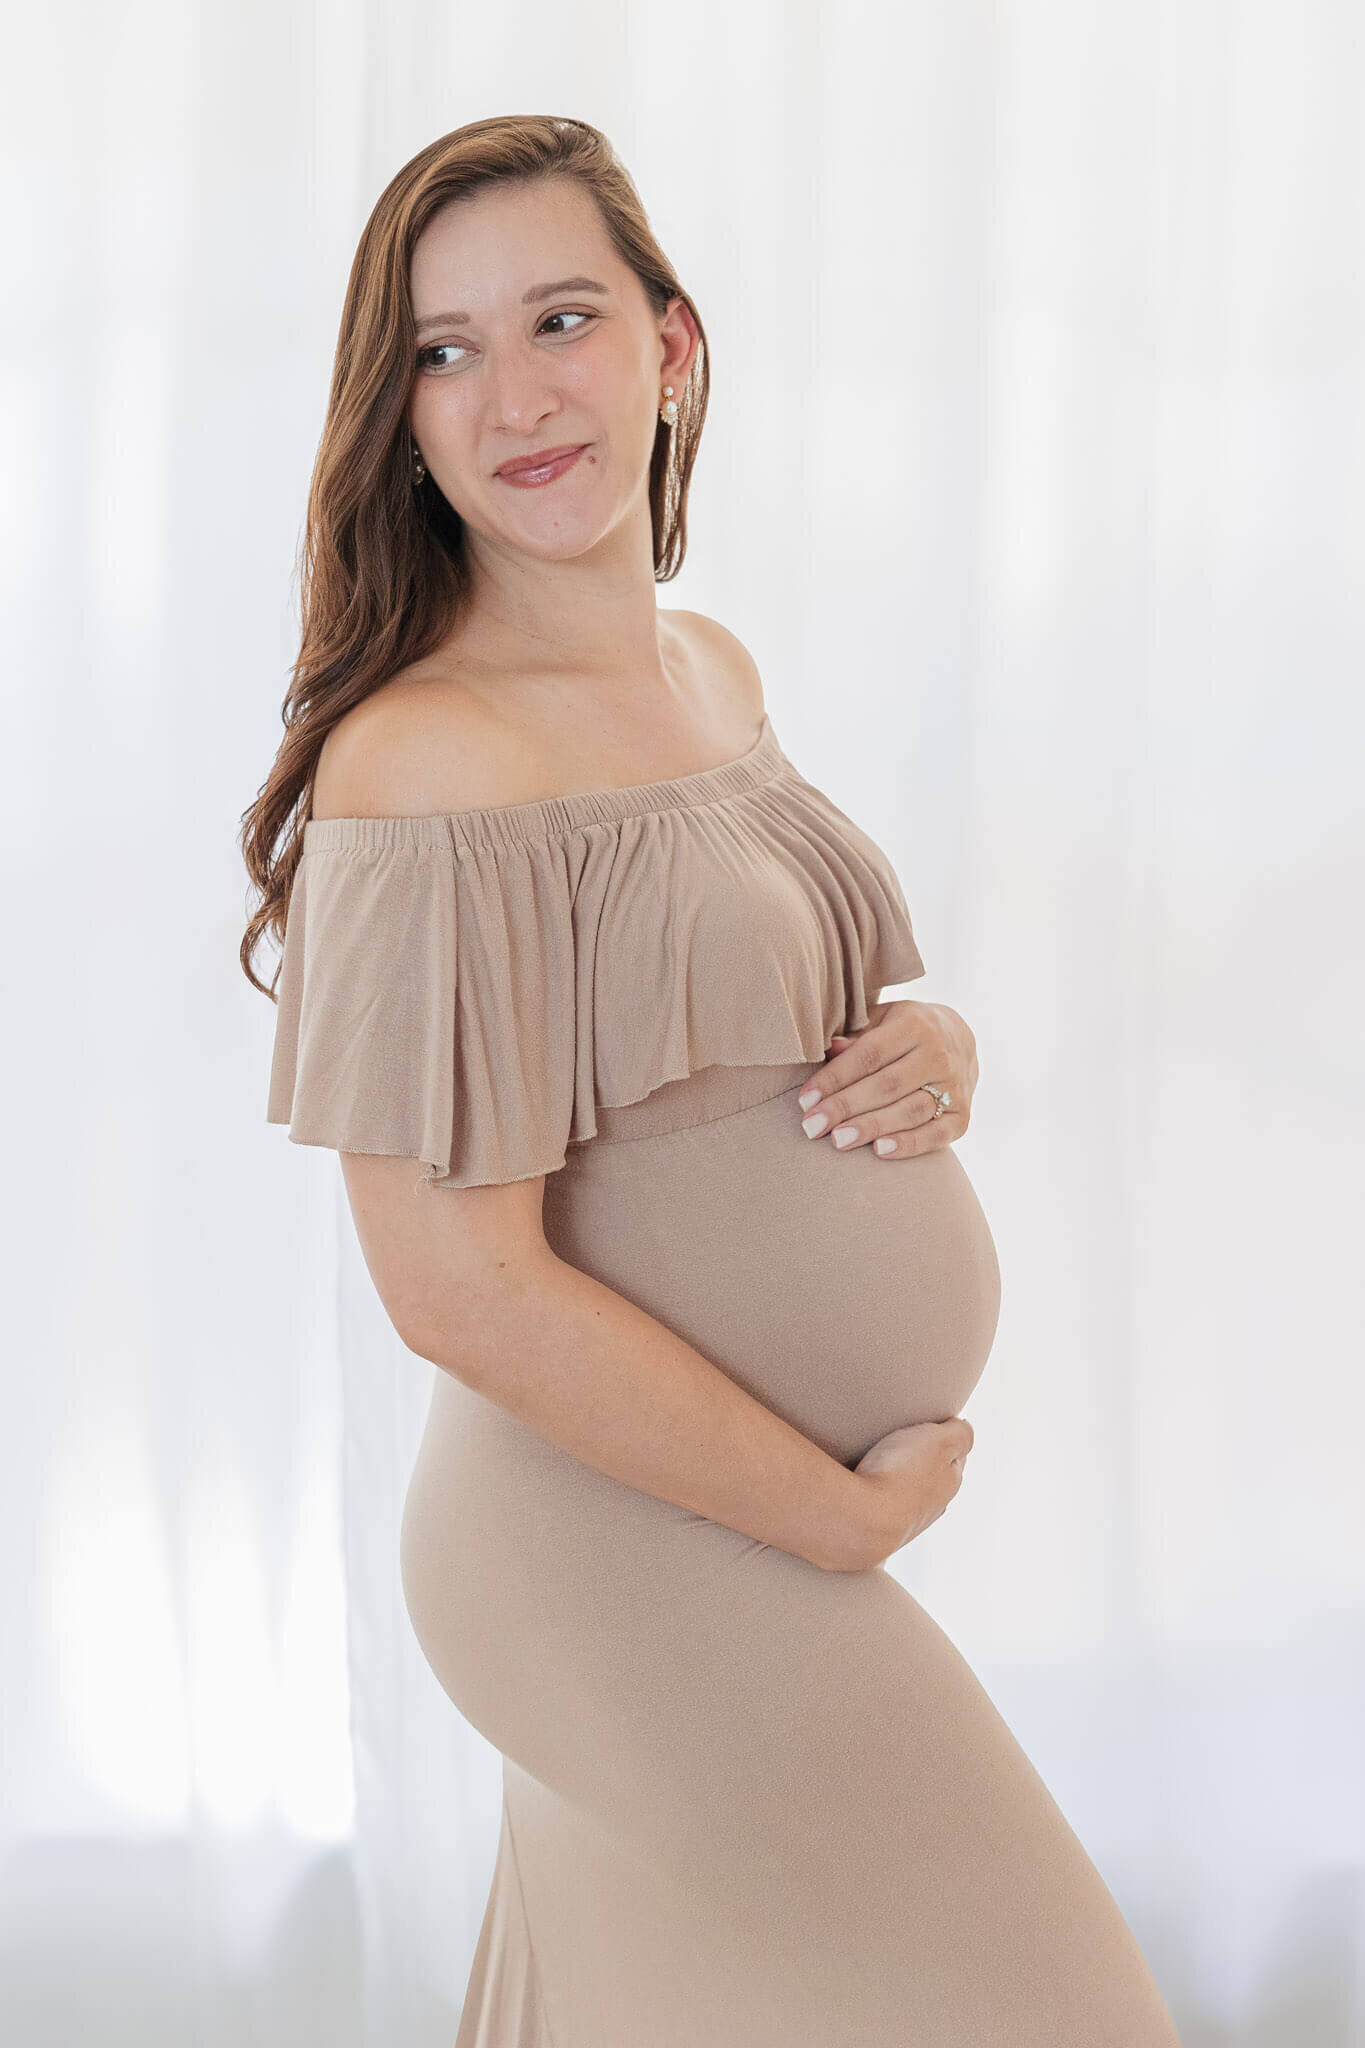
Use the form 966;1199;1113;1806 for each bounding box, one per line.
538;310;596;337
417;310;596;372
416;343;468;371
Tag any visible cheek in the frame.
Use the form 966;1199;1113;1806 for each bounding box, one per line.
566;336;650;416
408;382;459;443
408;392;488;490
572;367;660;475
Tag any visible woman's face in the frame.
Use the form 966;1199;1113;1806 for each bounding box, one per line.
405;176;696;563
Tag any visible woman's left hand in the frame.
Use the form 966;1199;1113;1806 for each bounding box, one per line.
795;1000;978;1158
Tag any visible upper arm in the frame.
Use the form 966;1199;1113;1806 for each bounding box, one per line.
339;1148;553;1369
274;682;566;1355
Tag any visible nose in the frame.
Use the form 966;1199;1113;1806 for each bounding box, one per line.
485;343;560;435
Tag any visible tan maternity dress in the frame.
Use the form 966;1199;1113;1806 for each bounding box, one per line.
266;711;1181;2045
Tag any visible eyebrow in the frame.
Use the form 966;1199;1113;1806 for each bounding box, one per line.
414;278;612;336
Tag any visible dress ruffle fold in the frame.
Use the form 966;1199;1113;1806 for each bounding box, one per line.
266;716;925;1189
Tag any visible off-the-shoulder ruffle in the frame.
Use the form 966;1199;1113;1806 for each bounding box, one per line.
265;717;926;1189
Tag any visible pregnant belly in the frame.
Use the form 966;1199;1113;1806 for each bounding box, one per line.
399;1067;1000;1765
541;1068;1002;1468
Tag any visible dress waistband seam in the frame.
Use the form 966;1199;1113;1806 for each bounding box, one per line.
573;1066;817;1148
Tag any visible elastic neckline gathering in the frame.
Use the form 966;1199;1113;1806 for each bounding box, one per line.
303;712;792;854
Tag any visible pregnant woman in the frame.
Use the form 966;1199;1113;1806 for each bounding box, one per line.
243;116;1182;2045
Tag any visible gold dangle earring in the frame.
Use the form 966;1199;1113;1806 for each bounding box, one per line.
659;384;678;427
411;439;426;485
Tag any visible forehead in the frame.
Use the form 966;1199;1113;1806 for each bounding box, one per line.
409;177;620;317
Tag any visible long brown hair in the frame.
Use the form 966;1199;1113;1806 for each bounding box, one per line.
238;114;710;997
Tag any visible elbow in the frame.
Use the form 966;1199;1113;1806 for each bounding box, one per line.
390;1255;555;1386
391;1286;497;1383
395;1312;485;1384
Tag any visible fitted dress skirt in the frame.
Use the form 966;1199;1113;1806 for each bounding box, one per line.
399;1060;1181;2048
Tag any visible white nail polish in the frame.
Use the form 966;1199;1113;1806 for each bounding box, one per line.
798;1087;822;1111
874;1137;896;1155
832;1126;857;1148
801;1111;829;1138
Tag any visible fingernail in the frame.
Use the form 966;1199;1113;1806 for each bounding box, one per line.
874;1137;896;1155
801;1111;829;1137
798;1087;822;1111
832;1125;857;1148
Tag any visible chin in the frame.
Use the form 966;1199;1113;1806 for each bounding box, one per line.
504;502;622;559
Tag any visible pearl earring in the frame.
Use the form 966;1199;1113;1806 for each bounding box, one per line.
659;385;677;427
411;439;426;485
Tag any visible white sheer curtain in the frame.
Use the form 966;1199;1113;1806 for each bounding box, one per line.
5;3;1361;2042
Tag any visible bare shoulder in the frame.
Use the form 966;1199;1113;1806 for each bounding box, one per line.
310;613;767;823
664;608;767;730
310;670;528;822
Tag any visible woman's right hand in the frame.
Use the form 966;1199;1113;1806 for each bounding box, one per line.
830;1417;976;1571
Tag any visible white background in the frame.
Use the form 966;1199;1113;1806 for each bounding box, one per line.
3;3;1362;2042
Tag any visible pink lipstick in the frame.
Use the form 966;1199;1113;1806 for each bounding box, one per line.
495;443;590;487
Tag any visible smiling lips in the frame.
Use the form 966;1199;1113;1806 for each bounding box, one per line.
495;443;590;487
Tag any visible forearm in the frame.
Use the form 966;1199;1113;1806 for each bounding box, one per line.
405;1247;873;1573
